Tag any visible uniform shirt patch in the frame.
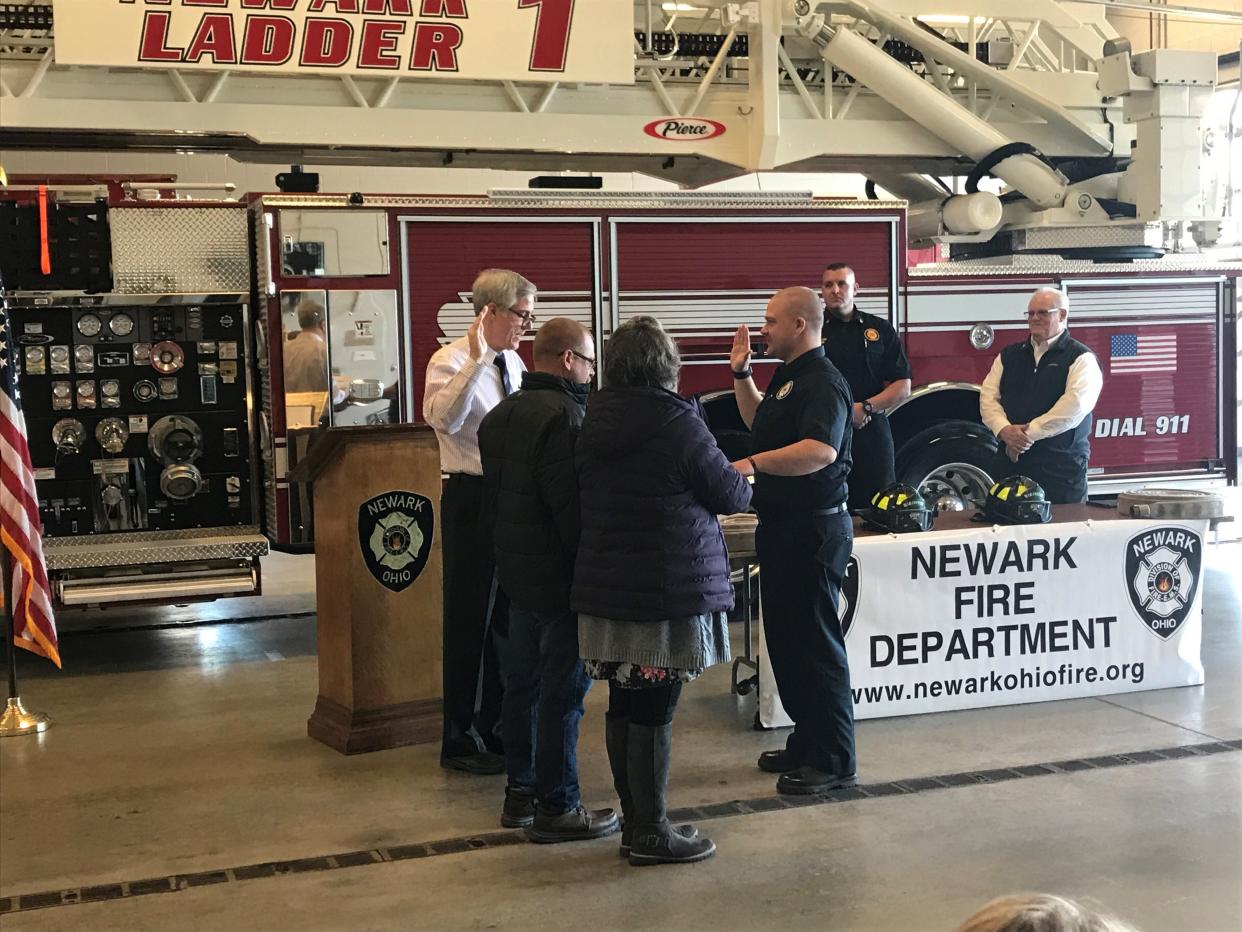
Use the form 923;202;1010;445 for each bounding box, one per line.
775;380;794;400
864;328;880;342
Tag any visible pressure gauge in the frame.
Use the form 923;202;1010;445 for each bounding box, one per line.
75;344;95;373
23;346;46;375
133;380;158;403
51;381;72;410
49;345;70;374
77;313;103;338
108;312;135;337
100;379;121;408
76;381;96;408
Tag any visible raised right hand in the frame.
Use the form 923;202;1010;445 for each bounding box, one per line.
731;324;752;374
467;308;490;362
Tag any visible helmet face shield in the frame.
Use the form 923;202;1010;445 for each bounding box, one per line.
983;475;1052;525
865;483;934;533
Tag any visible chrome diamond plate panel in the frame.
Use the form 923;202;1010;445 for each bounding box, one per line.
909;257;1238;276
111;207;250;294
43;528;268;570
257;193;906;212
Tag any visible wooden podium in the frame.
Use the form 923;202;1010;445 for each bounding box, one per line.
291;424;443;754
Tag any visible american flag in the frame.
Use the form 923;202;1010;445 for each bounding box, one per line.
1109;333;1177;374
0;294;60;667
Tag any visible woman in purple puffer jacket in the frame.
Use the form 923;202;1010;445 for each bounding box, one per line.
573;315;752;867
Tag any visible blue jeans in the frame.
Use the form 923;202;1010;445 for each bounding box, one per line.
502;606;591;813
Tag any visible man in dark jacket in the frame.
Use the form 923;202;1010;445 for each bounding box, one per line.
478;317;618;844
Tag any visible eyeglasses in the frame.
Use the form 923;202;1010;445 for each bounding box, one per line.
1025;308;1065;319
569;349;596;371
503;305;537;327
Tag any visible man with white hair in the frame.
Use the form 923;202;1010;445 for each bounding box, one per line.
425;268;535;774
979;287;1103;503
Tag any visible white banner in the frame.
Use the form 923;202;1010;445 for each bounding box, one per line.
51;0;635;84
760;518;1207;726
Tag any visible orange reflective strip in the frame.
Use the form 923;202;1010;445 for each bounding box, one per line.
37;184;51;275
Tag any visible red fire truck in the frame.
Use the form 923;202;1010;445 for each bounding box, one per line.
253;191;1237;548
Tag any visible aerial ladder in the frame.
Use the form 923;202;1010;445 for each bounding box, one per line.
0;0;1234;254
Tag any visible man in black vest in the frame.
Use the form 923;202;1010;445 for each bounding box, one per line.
979;287;1103;503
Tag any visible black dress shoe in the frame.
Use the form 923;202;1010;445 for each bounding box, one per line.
757;749;801;774
501;786;537;828
776;765;858;796
525;805;619;844
440;750;506;775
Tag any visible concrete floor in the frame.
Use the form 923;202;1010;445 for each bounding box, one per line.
1;543;1239;931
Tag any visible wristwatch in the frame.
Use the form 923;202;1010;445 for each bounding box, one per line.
862;400;875;416
732;368;753;380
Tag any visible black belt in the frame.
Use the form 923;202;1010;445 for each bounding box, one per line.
760;503;849;521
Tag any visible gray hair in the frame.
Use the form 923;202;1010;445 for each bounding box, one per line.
472;268;537;314
1031;287;1069;312
296;299;325;329
604;315;680;392
957;894;1136;932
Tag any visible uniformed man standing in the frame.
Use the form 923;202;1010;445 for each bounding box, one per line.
730;287;857;795
820;262;911;511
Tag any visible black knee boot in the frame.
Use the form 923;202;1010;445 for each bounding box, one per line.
626;722;715;866
605;713;633;857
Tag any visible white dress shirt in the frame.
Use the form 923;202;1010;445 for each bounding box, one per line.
979;331;1104;443
423;335;526;475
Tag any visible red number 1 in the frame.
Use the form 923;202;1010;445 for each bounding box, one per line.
519;0;574;72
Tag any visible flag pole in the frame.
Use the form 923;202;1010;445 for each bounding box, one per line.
0;468;51;738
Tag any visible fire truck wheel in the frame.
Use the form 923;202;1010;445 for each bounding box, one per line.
897;428;998;512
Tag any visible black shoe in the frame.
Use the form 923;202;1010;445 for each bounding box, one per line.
501;786;536;828
525;805;620;844
776;766;858;796
620;822;698;859
440;750;506;775
757;749;801;774
628;822;716;866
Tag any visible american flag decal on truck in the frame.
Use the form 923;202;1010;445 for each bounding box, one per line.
1109;333;1177;374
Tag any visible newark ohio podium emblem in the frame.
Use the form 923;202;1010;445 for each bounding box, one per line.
1125;526;1201;640
838;555;860;639
358;490;434;593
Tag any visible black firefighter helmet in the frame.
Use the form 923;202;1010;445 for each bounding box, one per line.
982;475;1052;525
864;483;934;533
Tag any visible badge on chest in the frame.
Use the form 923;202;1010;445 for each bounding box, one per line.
775;380;794;400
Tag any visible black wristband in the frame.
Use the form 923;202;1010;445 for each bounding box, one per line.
862;400;875;415
747;455;760;476
732;368;753;380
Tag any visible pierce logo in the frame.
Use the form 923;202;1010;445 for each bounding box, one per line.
358;490;434;594
643;118;726;140
839;556;860;639
1125;526;1201;640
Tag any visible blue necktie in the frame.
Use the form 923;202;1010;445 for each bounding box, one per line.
494;354;512;396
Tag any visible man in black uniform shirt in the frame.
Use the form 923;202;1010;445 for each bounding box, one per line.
820;263;912;511
731;287;857;795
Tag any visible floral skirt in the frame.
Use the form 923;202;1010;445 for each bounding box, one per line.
579;610;731;689
582;660;704;687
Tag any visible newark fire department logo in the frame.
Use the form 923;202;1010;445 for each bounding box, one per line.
775;380;794;400
839;556;860;639
358;490;434;593
1125;526;1201;640
864;328;880;342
